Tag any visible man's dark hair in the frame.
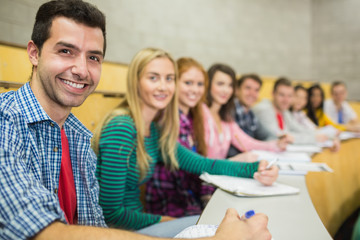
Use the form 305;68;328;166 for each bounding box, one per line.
206;63;236;122
236;74;263;88
294;84;307;93
32;0;106;55
273;77;292;93
331;80;346;93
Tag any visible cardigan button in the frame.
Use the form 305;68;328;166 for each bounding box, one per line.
54;188;58;194
53;147;58;152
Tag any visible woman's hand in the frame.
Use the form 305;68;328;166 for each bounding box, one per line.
253;160;279;186
160;216;176;222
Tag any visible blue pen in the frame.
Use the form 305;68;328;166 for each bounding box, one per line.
245;210;255;219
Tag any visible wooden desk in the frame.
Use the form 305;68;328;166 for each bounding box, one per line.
198;175;332;240
306;138;360;237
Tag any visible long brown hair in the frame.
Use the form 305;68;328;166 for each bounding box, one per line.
206;63;236;122
177;57;208;156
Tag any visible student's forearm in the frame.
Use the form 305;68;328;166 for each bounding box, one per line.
34;221;216;240
34;222;166;240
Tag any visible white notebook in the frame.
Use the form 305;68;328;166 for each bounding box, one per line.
252;150;312;162
277;162;333;175
175;224;275;240
200;173;299;197
174;224;218;238
286;144;322;153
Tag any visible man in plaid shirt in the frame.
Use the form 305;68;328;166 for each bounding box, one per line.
227;74;277;158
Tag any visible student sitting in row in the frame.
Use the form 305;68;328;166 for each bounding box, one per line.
325;81;359;126
227;74;282;157
145;57;212;218
204;64;287;161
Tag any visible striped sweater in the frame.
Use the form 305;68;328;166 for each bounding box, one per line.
96;114;259;230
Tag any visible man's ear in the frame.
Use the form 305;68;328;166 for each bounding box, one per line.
27;40;40;67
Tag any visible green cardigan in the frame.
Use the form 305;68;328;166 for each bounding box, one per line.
96;114;259;230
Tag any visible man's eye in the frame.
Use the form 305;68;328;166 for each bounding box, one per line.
60;49;71;54
90;56;100;62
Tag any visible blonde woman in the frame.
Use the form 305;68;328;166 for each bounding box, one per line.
93;48;278;237
145;57;212;218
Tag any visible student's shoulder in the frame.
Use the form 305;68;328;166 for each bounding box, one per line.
201;103;211;115
252;99;272;112
0;91;21;123
103;113;137;135
324;99;334;108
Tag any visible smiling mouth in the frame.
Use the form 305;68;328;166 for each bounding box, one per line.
61;79;86;89
154;94;168;100
187;95;198;100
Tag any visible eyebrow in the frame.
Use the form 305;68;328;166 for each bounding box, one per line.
55;41;104;57
146;72;175;76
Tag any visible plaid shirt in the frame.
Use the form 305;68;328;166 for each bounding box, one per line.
145;110;212;217
0;83;106;239
233;98;258;137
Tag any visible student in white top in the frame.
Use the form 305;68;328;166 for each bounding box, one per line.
324;81;358;125
290;85;317;130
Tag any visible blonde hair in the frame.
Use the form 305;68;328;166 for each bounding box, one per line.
93;48;179;180
177;57;208;156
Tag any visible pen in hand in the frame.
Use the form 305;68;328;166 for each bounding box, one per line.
265;158;279;170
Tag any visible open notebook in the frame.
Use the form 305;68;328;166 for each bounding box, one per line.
174;223;275;240
200;173;299;197
252;150;312;162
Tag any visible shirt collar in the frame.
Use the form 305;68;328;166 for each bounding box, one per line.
179;109;192;127
15;82;51;124
15;82;92;138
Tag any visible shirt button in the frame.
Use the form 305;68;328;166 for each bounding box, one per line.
54;188;58;194
53;147;58;152
50;122;54;127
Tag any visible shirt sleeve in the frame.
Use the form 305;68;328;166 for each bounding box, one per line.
176;144;259;178
97;116;161;230
344;102;358;121
323;114;346;131
0;148;66;240
252;101;281;137
229;121;279;152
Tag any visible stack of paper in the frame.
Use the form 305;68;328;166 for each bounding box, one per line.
200;173;300;197
286;144;322;153
339;131;360;140
277;162;333;175
252;150;312;162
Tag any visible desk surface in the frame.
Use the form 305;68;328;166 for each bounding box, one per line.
198;175;332;240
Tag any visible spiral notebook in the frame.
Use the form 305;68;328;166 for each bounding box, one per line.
200;173;299;197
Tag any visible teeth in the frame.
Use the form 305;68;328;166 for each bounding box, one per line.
63;80;85;89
